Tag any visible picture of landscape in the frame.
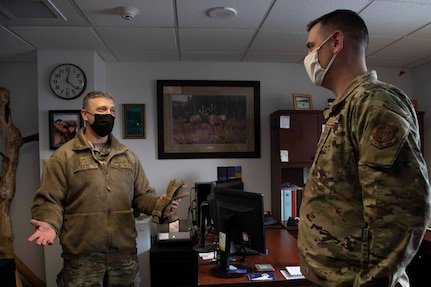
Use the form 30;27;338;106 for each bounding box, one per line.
157;80;260;159
170;94;247;145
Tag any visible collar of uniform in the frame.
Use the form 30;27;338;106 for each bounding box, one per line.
324;70;378;120
88;141;110;153
72;128;129;156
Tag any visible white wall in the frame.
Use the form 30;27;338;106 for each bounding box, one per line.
37;50;106;165
413;62;431;170
105;61;418;218
105;61;335;216
0;58;428;284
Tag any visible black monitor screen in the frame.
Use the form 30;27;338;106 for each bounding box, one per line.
193;179;244;253
195;179;243;227
212;178;244;191
208;187;266;278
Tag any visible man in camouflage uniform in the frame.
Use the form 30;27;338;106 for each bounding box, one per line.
298;10;431;287
28;91;187;286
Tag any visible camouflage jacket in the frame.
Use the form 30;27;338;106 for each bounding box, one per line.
31;128;160;255
298;71;431;287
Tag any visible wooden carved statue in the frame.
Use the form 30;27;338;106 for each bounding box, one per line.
0;87;43;286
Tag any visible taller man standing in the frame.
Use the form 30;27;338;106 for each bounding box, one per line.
298;10;430;287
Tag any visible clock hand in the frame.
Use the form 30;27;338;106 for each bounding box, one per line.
65;69;81;89
66;79;78;89
73;82;84;90
66;72;83;90
66;69;71;84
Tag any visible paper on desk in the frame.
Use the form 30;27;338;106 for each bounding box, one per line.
248;272;275;281
199;252;215;260
280;268;305;280
285;266;302;276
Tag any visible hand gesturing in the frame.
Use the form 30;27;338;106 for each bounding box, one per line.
28;219;57;246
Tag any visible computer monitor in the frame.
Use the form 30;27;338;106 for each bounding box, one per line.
208;187;266;278
195;179;243;227
212;178;244;191
193;179;244;252
194;182;212;227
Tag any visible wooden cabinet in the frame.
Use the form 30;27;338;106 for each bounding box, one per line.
150;240;197;287
270;110;324;222
269;110;425;223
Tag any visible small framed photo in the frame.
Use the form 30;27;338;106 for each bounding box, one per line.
122;104;146;139
293;93;313;110
49;110;84;150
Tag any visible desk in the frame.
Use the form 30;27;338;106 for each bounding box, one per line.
406;229;431;286
198;228;312;286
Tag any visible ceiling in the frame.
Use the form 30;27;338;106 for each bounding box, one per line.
1;0;431;69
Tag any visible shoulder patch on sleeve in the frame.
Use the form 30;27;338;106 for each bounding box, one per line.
370;124;399;148
359;107;409;167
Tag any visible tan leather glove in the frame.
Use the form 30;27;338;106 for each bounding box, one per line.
151;179;189;224
158;181;189;223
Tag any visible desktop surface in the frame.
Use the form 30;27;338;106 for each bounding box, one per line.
197;228;312;286
196;228;431;286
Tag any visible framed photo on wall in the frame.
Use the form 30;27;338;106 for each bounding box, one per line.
157;80;261;159
292;93;313;110
49;110;84;150
122;104;146;139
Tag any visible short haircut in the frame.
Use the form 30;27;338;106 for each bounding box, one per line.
82;91;114;110
307;9;369;48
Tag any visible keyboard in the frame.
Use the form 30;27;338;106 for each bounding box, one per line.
264;214;278;226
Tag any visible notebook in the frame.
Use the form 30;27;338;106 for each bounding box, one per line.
280;266;305;280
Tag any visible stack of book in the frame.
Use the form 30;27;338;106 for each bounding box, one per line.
280;265;305;280
281;183;303;221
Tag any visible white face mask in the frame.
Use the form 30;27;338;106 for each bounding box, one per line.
304;33;337;86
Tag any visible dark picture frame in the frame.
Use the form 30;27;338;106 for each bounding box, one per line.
122;104;146;139
49;110;84;150
157;80;261;159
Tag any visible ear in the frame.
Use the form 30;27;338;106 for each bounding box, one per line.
332;30;344;53
81;109;88;121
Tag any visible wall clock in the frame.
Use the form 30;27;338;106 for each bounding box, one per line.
49;63;87;100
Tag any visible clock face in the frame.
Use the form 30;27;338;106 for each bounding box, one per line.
49;64;86;100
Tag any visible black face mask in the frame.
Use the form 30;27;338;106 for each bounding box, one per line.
88;113;115;137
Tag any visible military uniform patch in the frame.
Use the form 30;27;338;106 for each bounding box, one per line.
362;113;407;166
370;124;398;148
77;156;98;170
79;156;91;165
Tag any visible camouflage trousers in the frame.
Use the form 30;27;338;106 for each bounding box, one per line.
56;251;141;287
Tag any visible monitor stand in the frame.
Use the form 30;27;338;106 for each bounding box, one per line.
210;229;252;278
192;202;216;253
192;242;216;253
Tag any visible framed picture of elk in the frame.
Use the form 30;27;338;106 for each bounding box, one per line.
157;80;261;159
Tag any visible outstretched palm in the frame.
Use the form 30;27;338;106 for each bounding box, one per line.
28;219;56;246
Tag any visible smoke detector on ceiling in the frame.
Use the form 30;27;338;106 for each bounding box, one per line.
117;6;139;20
207;7;237;19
